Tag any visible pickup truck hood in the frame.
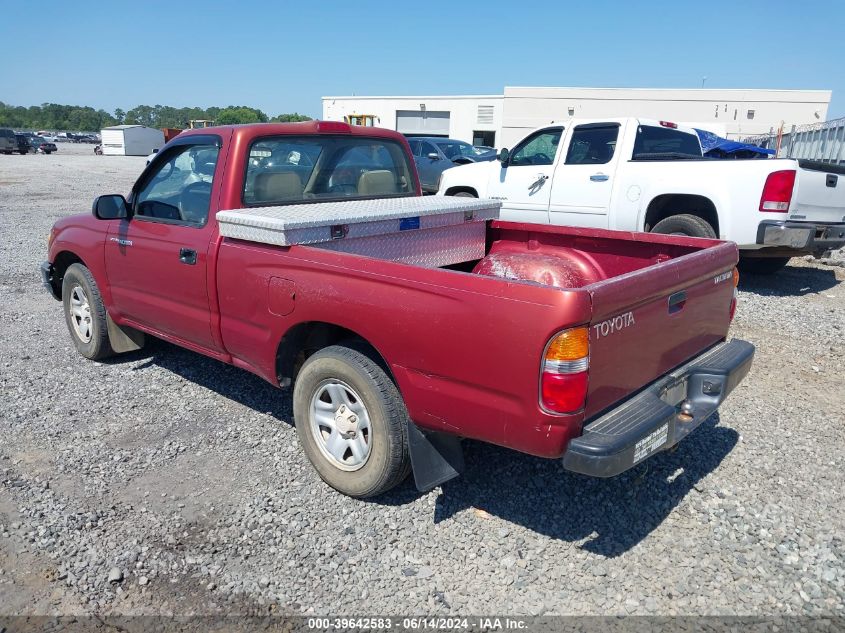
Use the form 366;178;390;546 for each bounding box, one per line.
439;160;493;193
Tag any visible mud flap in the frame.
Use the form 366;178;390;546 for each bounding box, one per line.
407;422;464;492
106;314;145;353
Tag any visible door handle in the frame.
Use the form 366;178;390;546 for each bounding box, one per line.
529;174;548;190
668;290;687;314
590;173;609;182
179;248;197;265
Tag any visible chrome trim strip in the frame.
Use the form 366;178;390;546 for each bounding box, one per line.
544;357;589;374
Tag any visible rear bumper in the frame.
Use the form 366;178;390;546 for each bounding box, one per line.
755;220;845;256
562;339;754;478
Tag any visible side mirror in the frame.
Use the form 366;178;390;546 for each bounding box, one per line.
427;152;439;160
498;148;510;165
92;194;129;220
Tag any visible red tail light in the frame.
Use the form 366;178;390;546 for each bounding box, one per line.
759;170;796;212
540;328;589;414
542;371;589;413
659;121;678;129
729;267;739;321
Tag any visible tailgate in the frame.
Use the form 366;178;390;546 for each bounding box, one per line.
791;162;845;223
584;241;738;417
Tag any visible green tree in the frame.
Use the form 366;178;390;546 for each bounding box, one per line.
114;108;125;124
217;106;268;125
270;113;313;123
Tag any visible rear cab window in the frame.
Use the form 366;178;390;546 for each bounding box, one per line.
243;135;416;205
633;126;703;159
565;124;620;165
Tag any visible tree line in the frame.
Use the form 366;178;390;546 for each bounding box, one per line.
0;102;312;132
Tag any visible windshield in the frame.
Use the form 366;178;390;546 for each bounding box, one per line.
244;135;415;205
435;141;477;160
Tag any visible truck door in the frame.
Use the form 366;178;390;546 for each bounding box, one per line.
105;136;222;350
491;127;563;224
548;122;622;228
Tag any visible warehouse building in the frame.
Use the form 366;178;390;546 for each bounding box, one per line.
322;86;832;148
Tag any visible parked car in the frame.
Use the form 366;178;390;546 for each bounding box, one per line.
15;134;35;154
408;136;497;193
42;121;753;498
439;118;845;274
0;128;17;154
32;138;57;154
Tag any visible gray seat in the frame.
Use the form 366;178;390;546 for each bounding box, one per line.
254;171;304;202
357;170;397;196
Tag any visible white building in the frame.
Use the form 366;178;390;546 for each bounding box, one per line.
323;95;503;147
100;125;165;156
323;86;832;148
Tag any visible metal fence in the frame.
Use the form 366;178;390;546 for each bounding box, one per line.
740;116;845;164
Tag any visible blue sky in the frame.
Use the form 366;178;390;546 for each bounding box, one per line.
1;0;842;119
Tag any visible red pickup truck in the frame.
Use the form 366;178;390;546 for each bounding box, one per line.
41;121;754;498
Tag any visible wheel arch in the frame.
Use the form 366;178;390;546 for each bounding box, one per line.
643;193;721;236
51;250;87;295
443;185;479;197
276;321;395;389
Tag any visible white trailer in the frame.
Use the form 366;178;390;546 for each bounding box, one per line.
100;125;164;156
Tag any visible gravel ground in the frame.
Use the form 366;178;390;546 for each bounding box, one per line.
0;149;843;618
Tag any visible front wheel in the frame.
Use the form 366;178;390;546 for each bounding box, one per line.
651;214;716;238
293;344;410;498
738;256;790;275
62;264;114;360
450;191;477;198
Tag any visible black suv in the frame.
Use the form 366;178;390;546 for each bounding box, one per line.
15;134;34;154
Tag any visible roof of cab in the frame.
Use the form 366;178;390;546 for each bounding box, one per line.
178;121;408;144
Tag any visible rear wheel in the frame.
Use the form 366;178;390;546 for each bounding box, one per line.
293;344;410;498
651;214;716;238
738;256;790;275
62;264;114;360
451;191;477;198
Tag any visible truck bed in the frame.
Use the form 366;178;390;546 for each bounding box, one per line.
217;218;737;457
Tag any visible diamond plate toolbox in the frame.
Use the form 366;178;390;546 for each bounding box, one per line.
216;196;501;267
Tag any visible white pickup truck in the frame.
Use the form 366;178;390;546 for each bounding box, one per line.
438;118;845;273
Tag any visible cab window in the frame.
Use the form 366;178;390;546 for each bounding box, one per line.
135;143;219;226
243;135;415;204
509;128;563;166
565;124;620;165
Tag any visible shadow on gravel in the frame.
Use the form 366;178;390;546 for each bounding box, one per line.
427;414;738;557
105;337;295;423
739;263;839;297
102;337;738;557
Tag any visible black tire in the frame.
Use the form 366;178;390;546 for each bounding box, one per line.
293;344;410;498
737;256;790;275
651;214;717;238
451;191;477;198
62;263;114;360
